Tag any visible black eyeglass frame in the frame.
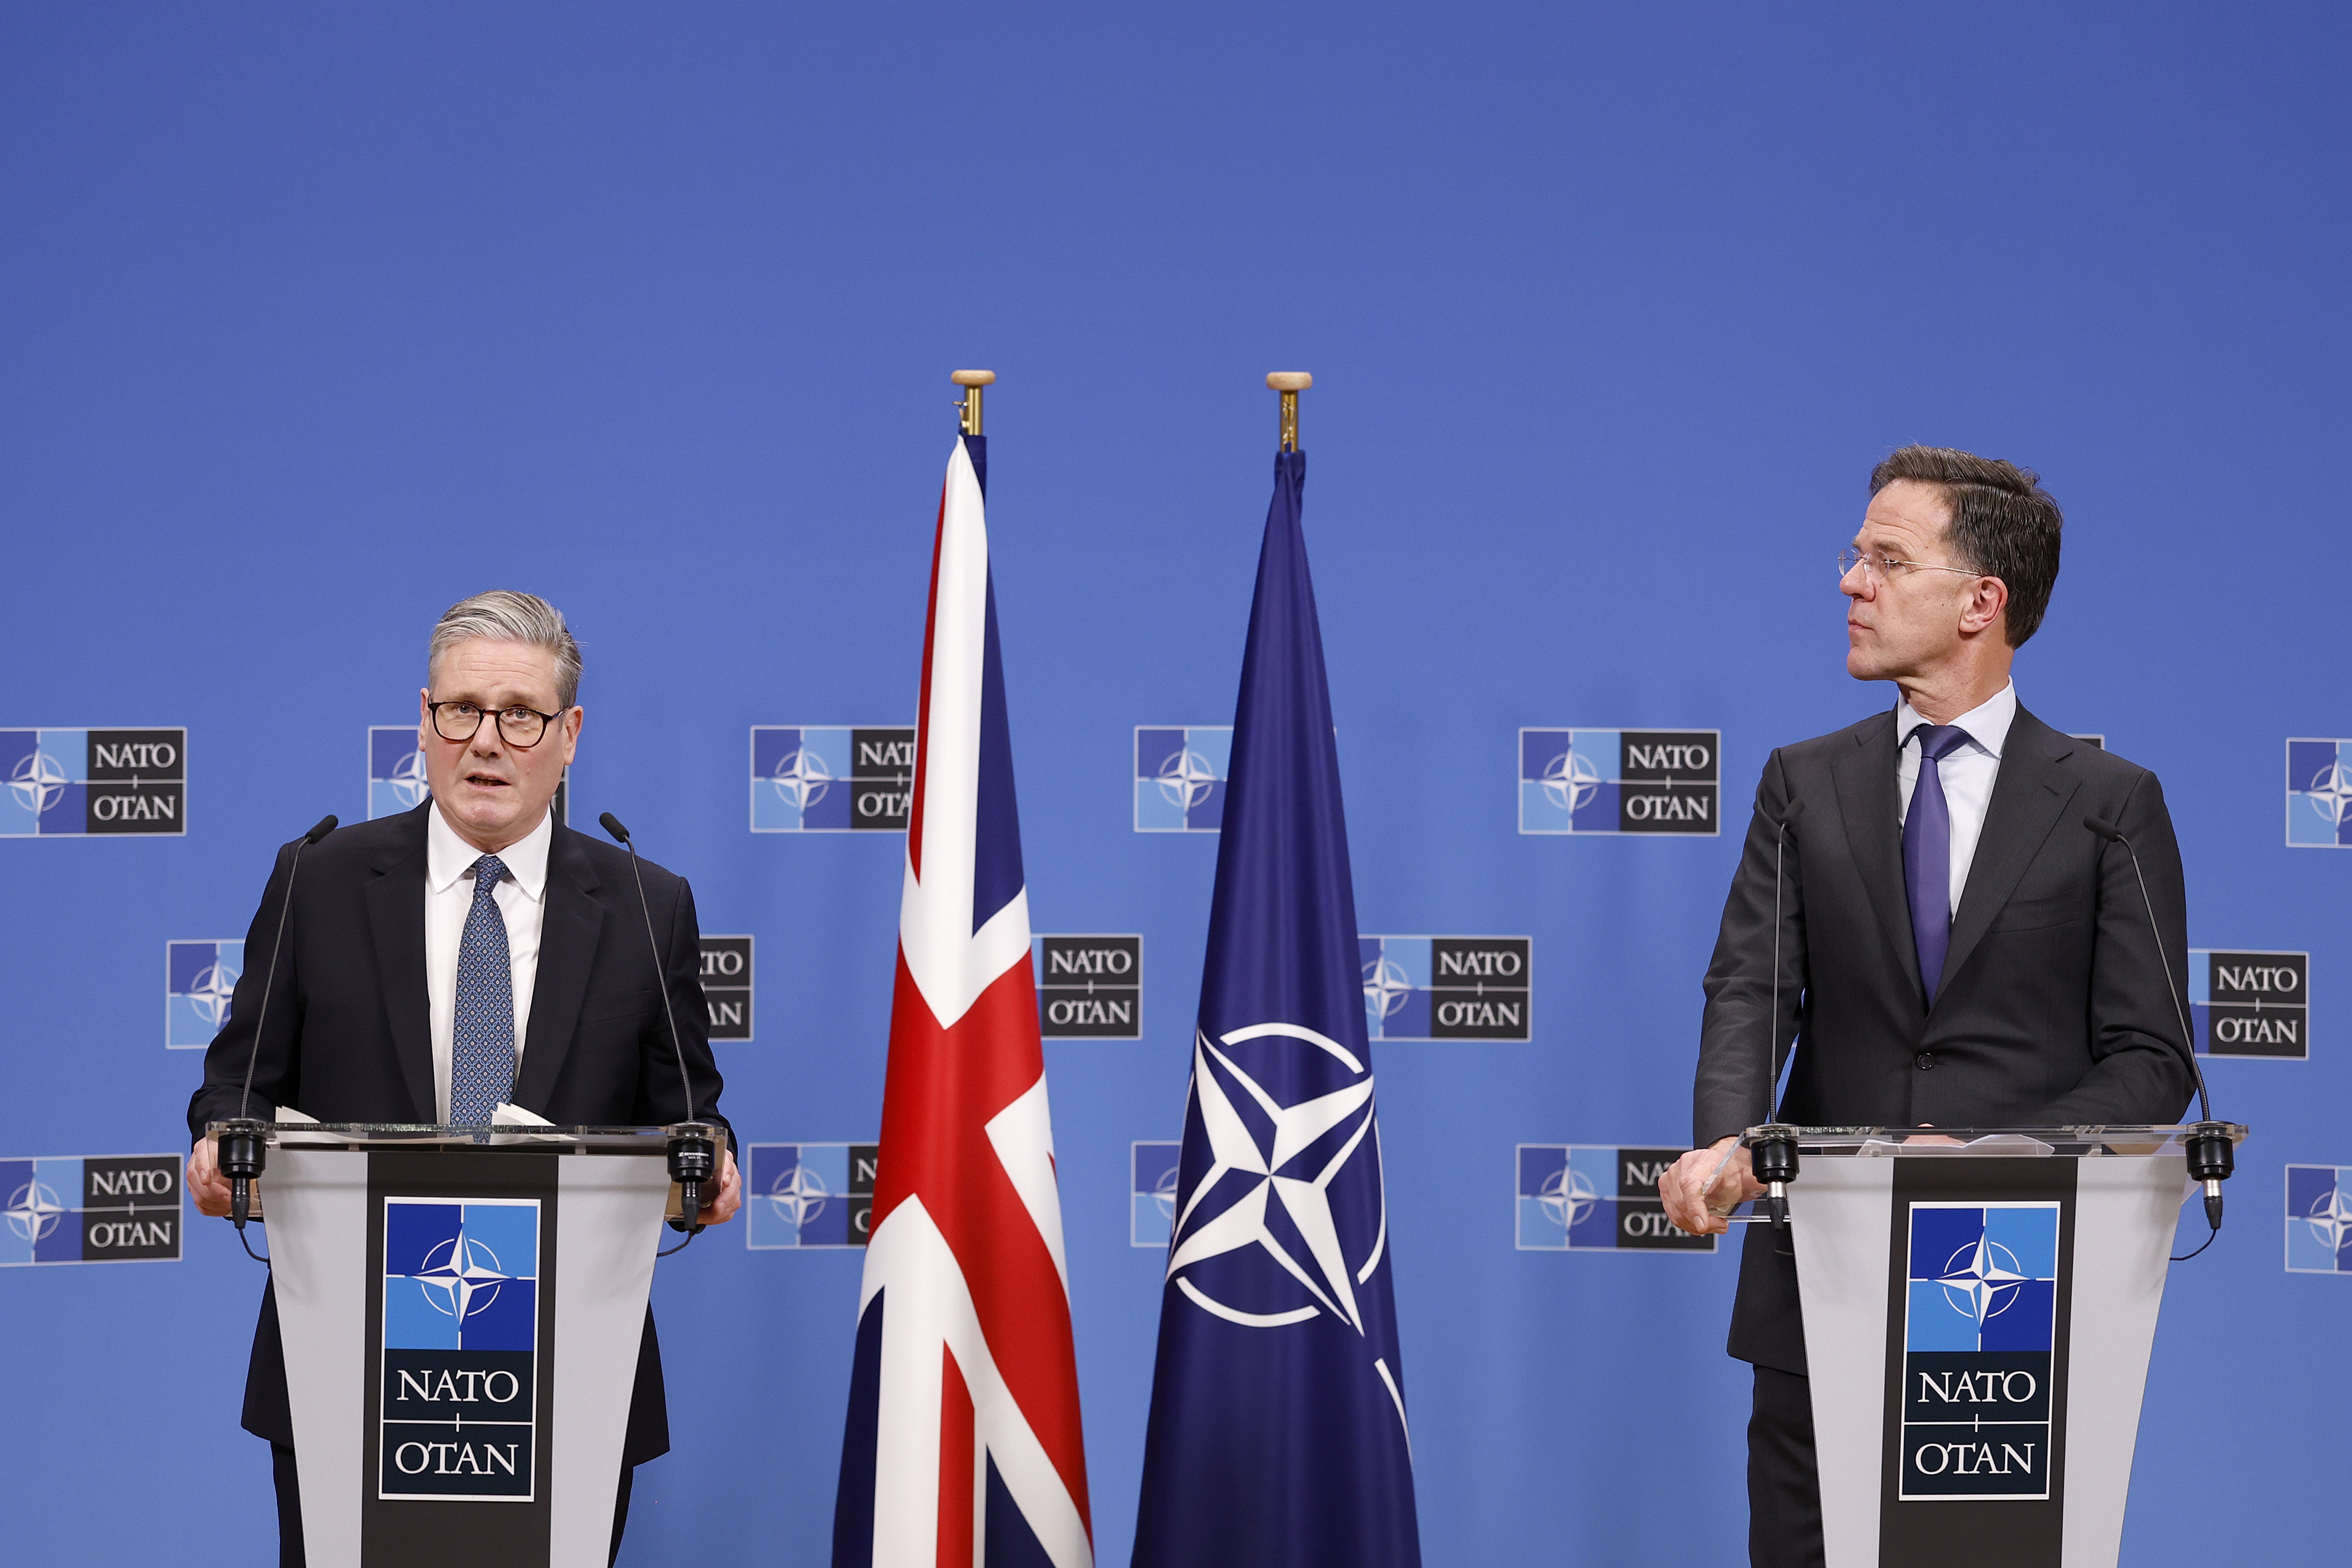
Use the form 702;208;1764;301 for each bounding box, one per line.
426;699;566;748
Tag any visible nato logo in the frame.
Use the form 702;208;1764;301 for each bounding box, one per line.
167;939;243;1050
370;725;566;823
700;936;752;1041
1135;726;1230;832
1899;1202;2059;1499
2287;738;2352;846
1515;1145;1711;1252
750;727;913;832
0;1154;181;1265
0;728;185;836
1519;728;1718;835
1035;935;1142;1039
1132;1141;1181;1248
2191;950;2308;1059
745;1142;877;1248
380;1197;539;1499
2285;1165;2352;1274
1362;936;1531;1041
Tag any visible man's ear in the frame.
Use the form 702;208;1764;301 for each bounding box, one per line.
1960;575;2009;638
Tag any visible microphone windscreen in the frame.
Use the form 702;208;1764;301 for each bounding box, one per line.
2082;813;2123;842
599;811;631;845
304;815;338;845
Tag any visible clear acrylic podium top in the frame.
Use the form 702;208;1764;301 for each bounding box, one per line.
1741;1124;2250;1157
202;1121;690;1154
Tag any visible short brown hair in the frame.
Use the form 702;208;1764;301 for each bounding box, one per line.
1869;446;2063;646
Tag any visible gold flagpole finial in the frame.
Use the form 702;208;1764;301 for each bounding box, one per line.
1267;372;1311;451
952;369;995;436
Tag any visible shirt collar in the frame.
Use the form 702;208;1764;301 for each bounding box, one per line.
1895;680;2018;760
427;801;553;901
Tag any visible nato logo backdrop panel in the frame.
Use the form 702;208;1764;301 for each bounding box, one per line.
2284;1165;2352;1274
2190;950;2308;1059
0;728;185;836
1131;1141;1181;1249
167;939;242;1050
750;726;913;832
745;1142;877;1248
1899;1202;2060;1499
2286;738;2352;846
0;1155;182;1265
1515;1145;1713;1252
1034;934;1142;1038
700;936;753;1041
1519;727;1718;834
379;1197;540;1500
1362;936;1531;1040
1134;726;1229;832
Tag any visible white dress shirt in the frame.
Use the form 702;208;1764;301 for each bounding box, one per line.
425;804;551;1123
1894;681;2019;917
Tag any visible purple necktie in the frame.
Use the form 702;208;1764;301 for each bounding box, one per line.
1903;724;1973;1005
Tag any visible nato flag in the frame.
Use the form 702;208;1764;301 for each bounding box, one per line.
1130;449;1421;1568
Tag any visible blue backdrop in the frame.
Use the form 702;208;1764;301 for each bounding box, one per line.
1;5;2343;1563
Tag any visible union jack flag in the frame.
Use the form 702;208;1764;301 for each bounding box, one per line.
832;431;1093;1568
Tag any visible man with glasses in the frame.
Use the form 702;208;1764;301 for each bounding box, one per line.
1657;448;2193;1568
185;589;741;1567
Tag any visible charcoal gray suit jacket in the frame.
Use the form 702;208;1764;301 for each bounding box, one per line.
1694;702;2194;1374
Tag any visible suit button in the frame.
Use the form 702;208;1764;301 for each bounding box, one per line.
1915;1052;1936;1070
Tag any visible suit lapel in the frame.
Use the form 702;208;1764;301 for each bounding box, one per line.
513;827;603;1115
364;805;437;1123
1830;710;1925;1004
1937;707;2080;1004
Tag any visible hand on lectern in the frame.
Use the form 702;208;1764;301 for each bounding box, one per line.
696;1146;743;1225
188;1139;233;1218
1659;1136;1764;1236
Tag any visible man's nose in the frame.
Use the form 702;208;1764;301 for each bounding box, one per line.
1840;561;1872;599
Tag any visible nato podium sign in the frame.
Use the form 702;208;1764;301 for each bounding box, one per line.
222;1122;680;1567
1780;1125;2244;1568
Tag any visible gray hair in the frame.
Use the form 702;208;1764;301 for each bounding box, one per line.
427;591;583;708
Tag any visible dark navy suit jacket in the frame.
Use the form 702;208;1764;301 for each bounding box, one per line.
186;801;728;1464
1694;703;2194;1373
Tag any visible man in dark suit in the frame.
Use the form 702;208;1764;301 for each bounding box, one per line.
185;590;741;1568
1657;449;2194;1568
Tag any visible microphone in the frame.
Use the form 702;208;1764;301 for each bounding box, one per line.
598;812;719;1239
2082;813;2234;1241
1753;797;1804;1243
220;814;338;1252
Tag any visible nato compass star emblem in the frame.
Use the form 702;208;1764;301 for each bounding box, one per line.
1154;748;1220;811
1361;956;1414;1022
405;1228;515;1326
7;749;68;816
3;1176;67;1245
2303;1183;2352;1252
2304;760;2352;829
388;747;430;809
1165;1022;1386;1333
1936;1236;2030;1329
1541;748;1602;815
1537;1164;1600;1233
188;959;239;1030
771;745;834;812
765;1162;831;1228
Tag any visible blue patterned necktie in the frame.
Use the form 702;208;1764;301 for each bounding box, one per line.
450;854;515;1126
1902;724;1974;1006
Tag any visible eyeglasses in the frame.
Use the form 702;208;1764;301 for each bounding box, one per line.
1838;548;1983;586
427;700;564;748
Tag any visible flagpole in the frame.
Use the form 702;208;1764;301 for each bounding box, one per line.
1267;370;1311;450
952;368;994;435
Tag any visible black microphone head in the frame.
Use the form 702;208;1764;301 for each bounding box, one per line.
598;811;631;845
304;815;338;845
2082;813;2123;843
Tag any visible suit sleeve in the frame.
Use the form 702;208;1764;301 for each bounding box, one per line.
632;874;731;1147
185;838;306;1141
1694;749;1807;1147
2034;769;2198;1126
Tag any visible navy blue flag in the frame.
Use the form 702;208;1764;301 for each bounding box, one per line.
1130;450;1421;1568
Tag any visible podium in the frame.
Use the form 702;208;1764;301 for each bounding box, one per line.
211;1122;687;1568
1766;1123;2246;1568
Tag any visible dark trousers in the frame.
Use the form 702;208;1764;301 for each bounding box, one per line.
1748;1365;1825;1568
271;1442;635;1566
